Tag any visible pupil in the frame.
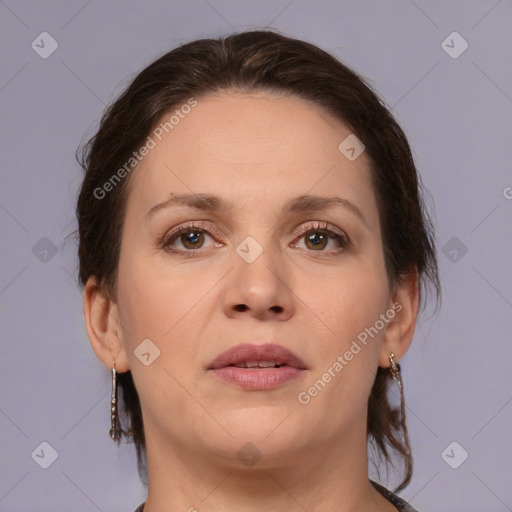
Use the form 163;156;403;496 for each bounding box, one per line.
307;232;326;249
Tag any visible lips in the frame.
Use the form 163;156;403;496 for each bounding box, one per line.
207;343;307;390
208;343;307;370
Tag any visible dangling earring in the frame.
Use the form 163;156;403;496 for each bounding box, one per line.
389;352;408;434
388;352;413;469
109;360;121;441
389;352;402;391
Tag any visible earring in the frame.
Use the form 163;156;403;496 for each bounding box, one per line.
389;352;402;391
109;360;121;441
388;352;412;465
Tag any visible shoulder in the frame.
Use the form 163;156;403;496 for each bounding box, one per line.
370;480;420;512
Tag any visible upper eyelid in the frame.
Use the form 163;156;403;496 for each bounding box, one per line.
163;220;221;241
164;220;345;236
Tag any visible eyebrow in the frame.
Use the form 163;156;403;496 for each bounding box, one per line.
146;193;369;228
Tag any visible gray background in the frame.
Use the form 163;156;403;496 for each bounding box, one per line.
1;1;511;511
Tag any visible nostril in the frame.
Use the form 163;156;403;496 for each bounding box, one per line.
233;304;283;313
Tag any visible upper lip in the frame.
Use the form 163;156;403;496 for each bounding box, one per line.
208;343;307;370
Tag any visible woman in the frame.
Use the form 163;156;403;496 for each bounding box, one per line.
76;29;440;512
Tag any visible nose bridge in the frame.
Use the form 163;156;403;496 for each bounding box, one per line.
222;228;294;320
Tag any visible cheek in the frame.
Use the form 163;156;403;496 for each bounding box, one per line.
117;249;214;366
116;250;176;353
305;256;389;335
299;257;389;406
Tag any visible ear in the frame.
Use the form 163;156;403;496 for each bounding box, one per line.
83;276;130;372
378;267;420;368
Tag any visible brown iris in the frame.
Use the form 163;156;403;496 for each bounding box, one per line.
304;230;328;250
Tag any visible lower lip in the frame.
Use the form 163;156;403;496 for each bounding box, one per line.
209;366;305;390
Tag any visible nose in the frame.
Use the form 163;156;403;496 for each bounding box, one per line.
222;239;295;322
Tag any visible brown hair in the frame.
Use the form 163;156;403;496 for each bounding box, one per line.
75;29;440;492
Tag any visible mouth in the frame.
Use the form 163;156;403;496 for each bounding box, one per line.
207;343;307;390
207;343;307;370
227;361;287;369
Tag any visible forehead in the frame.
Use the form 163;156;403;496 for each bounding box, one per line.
126;91;377;222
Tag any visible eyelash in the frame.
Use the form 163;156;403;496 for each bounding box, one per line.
159;221;350;256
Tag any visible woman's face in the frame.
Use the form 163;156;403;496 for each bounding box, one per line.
89;91;413;469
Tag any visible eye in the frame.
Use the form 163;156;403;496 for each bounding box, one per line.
291;221;349;253
160;220;349;256
160;221;221;254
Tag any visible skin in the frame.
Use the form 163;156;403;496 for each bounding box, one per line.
84;91;419;512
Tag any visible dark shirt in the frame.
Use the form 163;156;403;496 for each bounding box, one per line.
132;480;419;511
370;480;420;511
